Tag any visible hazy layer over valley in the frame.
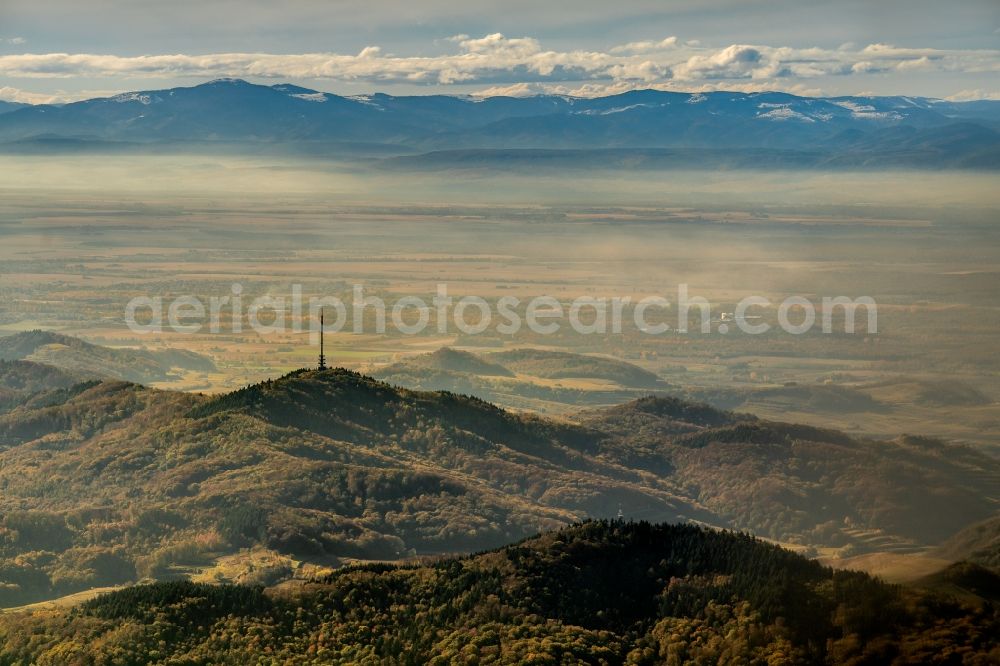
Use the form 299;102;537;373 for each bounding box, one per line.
0;154;997;617
2;157;998;447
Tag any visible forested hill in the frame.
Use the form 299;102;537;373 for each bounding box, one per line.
0;330;216;383
0;365;997;609
1;521;996;664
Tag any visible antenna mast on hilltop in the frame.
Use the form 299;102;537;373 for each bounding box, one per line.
318;309;327;371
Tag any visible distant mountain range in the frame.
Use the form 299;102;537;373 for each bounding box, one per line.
1;78;999;167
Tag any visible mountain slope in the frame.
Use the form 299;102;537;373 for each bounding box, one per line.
915;560;1000;605
933;515;1000;572
1;521;996;664
0;101;27;115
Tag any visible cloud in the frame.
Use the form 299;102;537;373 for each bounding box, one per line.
0;38;631;86
675;45;764;80
0;35;997;99
895;56;935;71
610;36;678;55
454;33;542;58
470;82;551;97
851;61;887;74
473;79;826;99
945;89;1000;101
0;86;60;103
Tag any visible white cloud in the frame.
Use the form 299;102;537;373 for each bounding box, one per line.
610;36;678;55
851;61;885;74
0;36;996;99
895;56;935;71
455;33;542;58
0;86;59;103
470;82;551;97
946;89;1000;101
675;45;764;80
3;37;27;46
477;79;827;99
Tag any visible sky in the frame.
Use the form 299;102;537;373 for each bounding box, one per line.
1;0;998;103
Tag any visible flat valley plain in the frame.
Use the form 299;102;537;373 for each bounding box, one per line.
1;155;999;457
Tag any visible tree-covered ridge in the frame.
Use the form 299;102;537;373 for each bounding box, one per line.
0;521;996;665
0;359;87;414
0;366;996;609
0;370;677;607
579;395;746;435
581;394;998;549
0;359;83;394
